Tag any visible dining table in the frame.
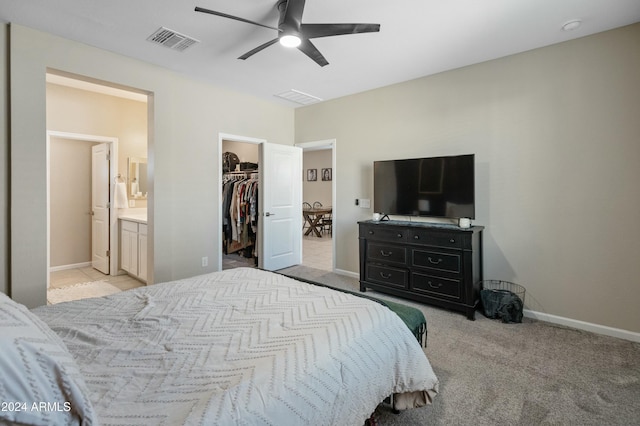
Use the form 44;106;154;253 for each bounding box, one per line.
303;206;332;237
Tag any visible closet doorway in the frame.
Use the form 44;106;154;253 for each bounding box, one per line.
221;138;260;270
218;134;303;272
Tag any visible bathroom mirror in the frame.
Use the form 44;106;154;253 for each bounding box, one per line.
128;157;148;199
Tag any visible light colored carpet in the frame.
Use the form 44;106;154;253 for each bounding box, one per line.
277;265;640;426
47;280;121;304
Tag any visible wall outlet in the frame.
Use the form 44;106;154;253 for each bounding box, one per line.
201;256;208;267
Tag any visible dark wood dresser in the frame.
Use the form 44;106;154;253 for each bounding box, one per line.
358;220;484;320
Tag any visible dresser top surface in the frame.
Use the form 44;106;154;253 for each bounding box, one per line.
358;219;483;232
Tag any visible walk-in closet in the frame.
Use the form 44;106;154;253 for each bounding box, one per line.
222;140;259;269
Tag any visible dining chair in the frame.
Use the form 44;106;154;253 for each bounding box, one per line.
302;202;312;231
311;202;325;232
321;213;332;235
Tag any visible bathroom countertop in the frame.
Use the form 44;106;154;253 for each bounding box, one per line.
119;208;147;224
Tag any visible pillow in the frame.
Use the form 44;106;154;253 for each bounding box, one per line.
0;293;97;426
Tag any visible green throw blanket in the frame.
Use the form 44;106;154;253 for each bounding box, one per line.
278;273;428;347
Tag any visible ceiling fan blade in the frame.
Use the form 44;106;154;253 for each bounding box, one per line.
301;23;381;39
195;6;279;31
281;0;306;29
238;38;280;60
297;39;329;67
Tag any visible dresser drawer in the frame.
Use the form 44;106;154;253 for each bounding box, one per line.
368;243;407;265
412;249;461;273
411;272;461;300
409;229;463;249
366;264;408;289
360;224;408;243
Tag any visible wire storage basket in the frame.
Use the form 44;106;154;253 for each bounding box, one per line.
479;280;526;323
480;280;525;304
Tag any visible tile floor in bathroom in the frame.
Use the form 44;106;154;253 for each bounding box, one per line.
49;266;144;291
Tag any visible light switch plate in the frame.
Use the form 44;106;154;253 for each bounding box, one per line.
360;199;371;208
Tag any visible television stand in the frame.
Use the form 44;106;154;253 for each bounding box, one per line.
358;220;483;320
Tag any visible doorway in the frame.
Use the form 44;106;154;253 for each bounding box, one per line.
46;131;119;288
221;138;260;270
45;71;151;301
296;139;336;272
218;133;303;272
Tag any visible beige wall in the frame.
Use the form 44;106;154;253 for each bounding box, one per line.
295;24;640;334
47;82;148;206
49;137;98;267
303;149;332;207
6;24;294;307
0;26;8;296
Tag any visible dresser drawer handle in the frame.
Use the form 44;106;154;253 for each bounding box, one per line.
397;233;403;238
413;235;420;240
368;230;374;235
380;272;392;279
428;281;442;289
380;250;393;257
449;239;455;243
428;257;443;265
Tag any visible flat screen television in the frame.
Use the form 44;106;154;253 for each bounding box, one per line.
374;154;475;219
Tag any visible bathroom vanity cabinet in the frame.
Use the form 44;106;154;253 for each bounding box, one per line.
120;219;147;282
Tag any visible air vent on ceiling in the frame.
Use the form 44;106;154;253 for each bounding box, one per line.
275;89;323;106
147;27;199;52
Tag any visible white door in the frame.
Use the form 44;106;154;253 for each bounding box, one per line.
91;143;110;274
260;143;302;270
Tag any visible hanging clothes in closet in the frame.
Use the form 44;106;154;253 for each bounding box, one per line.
222;171;259;262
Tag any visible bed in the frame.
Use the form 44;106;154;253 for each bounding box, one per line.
1;267;438;425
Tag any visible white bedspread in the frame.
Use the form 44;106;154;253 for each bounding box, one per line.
33;268;438;425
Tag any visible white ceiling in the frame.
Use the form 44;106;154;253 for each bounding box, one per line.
2;0;639;107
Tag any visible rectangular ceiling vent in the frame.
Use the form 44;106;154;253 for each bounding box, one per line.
147;27;199;52
275;89;323;106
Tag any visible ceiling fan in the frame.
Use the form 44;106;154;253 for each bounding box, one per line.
195;0;380;67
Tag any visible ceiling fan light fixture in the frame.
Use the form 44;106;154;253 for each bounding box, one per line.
280;34;302;48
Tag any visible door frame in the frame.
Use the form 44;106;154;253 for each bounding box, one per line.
46;131;119;288
295;139;337;272
217;133;266;271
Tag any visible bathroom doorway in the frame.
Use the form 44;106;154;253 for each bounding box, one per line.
45;72;150;300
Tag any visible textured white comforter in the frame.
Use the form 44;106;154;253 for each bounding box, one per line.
33;268;438;425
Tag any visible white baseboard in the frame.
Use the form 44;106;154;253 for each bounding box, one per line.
49;262;92;273
334;268;359;279
320;268;640;343
523;309;640;343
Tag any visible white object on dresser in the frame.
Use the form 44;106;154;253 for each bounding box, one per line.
120;219;147;282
